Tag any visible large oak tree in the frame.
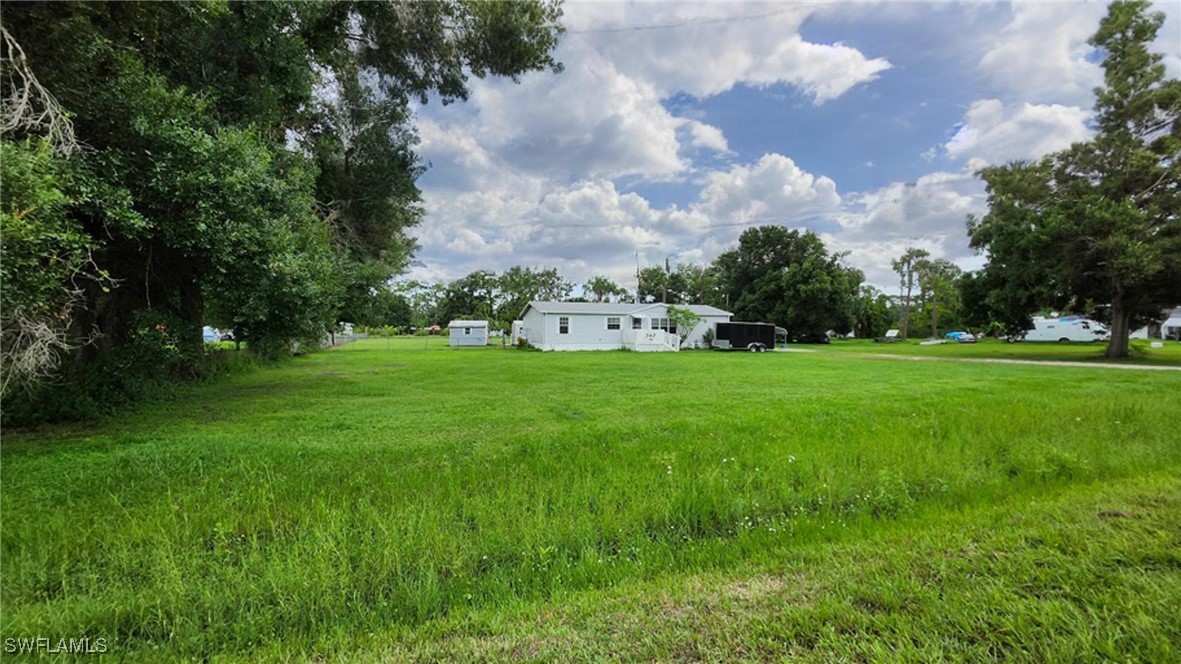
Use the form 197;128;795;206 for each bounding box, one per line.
1;1;564;409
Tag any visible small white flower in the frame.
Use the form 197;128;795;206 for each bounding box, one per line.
788;455;796;463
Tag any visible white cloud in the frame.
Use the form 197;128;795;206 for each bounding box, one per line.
1156;1;1181;78
460;39;688;181
567;4;891;104
696;154;841;224
831;162;990;290
402;2;1181;293
944;99;1092;164
977;1;1107;105
446;229;513;257
681;119;731;154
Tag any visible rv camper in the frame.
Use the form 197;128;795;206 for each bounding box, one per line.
1021;316;1109;343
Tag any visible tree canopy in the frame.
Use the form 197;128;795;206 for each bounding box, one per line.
967;0;1180;357
714;226;861;336
0;1;564;413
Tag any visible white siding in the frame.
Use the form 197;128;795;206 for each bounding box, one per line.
449;327;488;346
520;308;548;348
682;315;730;348
533;313;626;351
517;302;732;351
449;320;489;346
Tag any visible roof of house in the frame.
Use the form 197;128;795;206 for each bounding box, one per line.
520;301;731;319
448;320;489;328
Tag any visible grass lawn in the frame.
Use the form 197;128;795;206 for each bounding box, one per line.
809;337;1181;366
3;338;1179;660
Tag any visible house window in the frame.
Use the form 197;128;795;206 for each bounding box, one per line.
559;316;570;334
632;317;643;330
652;317;676;334
464;327;471;335
606;317;621;330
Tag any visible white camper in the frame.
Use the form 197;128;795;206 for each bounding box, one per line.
1022;316;1109;343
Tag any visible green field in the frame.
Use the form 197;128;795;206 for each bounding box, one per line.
3;339;1180;661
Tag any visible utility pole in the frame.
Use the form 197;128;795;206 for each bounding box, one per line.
662;256;669;303
635;252;642;304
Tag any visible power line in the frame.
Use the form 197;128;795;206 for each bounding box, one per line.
567;8;797;35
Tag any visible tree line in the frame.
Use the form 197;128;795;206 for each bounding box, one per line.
384;226;884;341
2;0;1173;424
1;1;564;419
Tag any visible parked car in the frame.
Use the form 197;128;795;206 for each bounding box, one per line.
956;332;977;343
944;331;967;340
788;332;830;344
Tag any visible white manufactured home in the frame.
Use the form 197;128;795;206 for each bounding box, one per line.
448;320;489;347
512;302;732;352
1131;308;1181;340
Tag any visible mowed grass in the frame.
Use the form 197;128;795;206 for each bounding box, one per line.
2;337;1180;660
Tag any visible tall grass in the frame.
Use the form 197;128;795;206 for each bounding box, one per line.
3;338;1179;658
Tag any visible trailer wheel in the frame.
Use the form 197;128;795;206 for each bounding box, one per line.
1058;337;1070;344
758;344;767;352
748;343;759;352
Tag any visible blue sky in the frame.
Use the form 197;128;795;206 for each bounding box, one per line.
408;1;1180;294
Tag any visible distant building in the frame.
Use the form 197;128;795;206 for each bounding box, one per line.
449;320;489;347
512;302;732;352
1131;308;1181;340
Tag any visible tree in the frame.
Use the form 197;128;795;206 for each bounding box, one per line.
637;265;667;303
665;305;702;347
967;0;1180;358
395;281;446;328
915;258;963;338
496;266;571;328
713;226;862;336
583;275;625;302
676;263;723;307
852;285;895;340
0;1;565;411
890;247;929;340
368;289;413;329
438;270;498;323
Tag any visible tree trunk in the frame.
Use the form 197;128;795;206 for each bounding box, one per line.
930;294;939;339
900;281;912;340
1106;290;1131;359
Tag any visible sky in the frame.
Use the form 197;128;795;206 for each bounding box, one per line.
406;1;1181;296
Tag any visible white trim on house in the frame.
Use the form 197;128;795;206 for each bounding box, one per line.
514;302;732;352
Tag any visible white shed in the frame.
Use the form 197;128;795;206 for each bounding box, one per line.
448;320;489;347
514;302;731;352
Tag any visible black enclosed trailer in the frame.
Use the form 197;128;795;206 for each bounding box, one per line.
713;322;786;352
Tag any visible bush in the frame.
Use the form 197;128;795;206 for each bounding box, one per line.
2;311;271;427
